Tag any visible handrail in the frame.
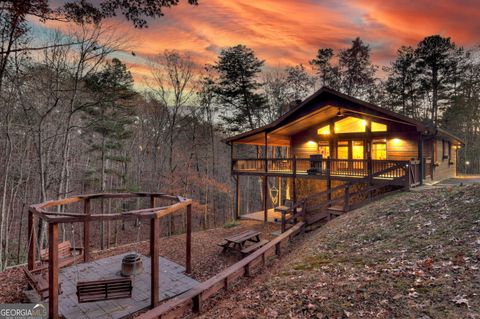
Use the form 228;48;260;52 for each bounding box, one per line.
138;222;305;319
232;158;410;180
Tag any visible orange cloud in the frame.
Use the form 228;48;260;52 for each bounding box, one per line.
32;0;480;83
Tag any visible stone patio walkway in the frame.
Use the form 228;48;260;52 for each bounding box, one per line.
58;252;198;319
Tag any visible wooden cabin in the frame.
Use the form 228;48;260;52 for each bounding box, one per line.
225;87;463;223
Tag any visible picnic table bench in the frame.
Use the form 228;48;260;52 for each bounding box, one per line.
218;230;268;256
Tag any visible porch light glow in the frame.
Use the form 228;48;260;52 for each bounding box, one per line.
392;138;402;145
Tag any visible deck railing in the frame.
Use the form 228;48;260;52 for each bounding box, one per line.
233;157;411;181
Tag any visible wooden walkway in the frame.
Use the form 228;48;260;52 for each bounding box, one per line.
58;252;198;319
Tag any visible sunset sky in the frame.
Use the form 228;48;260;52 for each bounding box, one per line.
34;0;480;83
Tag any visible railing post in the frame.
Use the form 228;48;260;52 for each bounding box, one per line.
235;175;240;220
83;198;91;262
186;203;192;274
150;216;160;308
49;222;59;319
343;183;350;211
27;210;36;271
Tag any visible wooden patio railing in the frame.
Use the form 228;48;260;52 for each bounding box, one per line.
233;157;411;181
138;222;305;319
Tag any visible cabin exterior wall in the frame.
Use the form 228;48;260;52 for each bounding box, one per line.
432;138;456;181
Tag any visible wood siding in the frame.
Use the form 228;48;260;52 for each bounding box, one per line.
386;137;418;161
432;139;456;181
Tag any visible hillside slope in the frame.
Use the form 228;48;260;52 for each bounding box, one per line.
199;185;480;319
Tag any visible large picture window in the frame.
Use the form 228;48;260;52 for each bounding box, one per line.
334;117;366;133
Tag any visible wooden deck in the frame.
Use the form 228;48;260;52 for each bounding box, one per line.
240;209;282;223
57;252;198;319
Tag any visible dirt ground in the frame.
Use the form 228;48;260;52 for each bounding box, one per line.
0;220;279;304
197;185;480;319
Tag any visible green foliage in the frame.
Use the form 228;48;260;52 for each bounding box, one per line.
82;58;136;191
415;35;458;123
384;46;420;118
310;38;377;100
213;44;267;132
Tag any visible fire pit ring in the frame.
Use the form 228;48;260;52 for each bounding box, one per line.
121;253;144;276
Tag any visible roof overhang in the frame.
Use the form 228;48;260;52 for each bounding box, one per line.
224;87;462;146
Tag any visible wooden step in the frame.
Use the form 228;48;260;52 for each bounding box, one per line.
327;206;346;215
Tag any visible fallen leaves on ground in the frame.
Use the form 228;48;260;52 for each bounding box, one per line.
197;185;480;319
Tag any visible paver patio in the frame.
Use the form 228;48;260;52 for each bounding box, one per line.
58;252;198;319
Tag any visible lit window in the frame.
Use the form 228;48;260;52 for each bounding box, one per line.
372;139;387;160
337;141;349;159
371;121;387;132
317;125;330;135
334;117;366;133
318;141;330;157
352;140;364;159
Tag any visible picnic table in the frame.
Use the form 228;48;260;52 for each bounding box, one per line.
219;230;268;256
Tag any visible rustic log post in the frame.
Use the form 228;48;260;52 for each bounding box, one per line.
186;203;192;274
49;222;59;319
235;175;240;220
281;212;286;233
150;217;160;308
27;210;36;270
83;198;91;262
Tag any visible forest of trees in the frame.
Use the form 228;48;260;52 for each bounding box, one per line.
1;0;480;270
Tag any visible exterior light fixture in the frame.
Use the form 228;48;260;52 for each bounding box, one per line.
466;161;470;165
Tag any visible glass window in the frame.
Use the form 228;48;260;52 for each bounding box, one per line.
352;140;364;159
334;117;366;133
318;141;330;157
371;121;387;132
372;139;387;160
317;125;330;135
337;141;349;159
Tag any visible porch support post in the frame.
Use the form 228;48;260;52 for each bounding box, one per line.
48;222;59;319
230;143;234;174
326;157;331;206
235;175;240;219
83;198;91;262
292;155;297;203
263;176;268;223
278;176;282;206
264;131;268;222
150;216;160;308
264;132;268;174
186;203;192;274
27;210;36;270
418;135;424;185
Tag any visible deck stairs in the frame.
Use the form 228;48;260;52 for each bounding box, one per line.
302;164;408;228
